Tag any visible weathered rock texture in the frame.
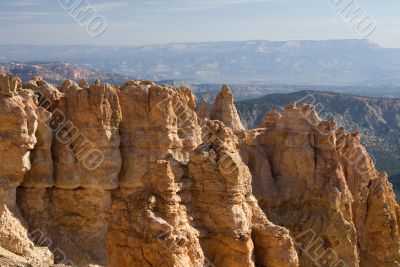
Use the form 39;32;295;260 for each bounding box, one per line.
187;120;298;267
240;102;400;267
108;81;204;266
0;74;53;266
108;160;205;267
17;78;122;266
0;76;398;267
210;85;245;134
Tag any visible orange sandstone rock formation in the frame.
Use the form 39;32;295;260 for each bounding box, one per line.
0;74;53;266
108;81;204;266
240;102;400;267
0;75;398;267
187;119;298;267
210;85;245;134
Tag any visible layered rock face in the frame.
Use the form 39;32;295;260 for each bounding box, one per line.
0;75;398;267
17;78;123;266
108;81;204;266
240;103;400;267
187;120;298;267
0;74;53;266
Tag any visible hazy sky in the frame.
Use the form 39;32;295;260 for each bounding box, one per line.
0;0;399;47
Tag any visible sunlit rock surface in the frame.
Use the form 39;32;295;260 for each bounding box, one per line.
0;76;398;267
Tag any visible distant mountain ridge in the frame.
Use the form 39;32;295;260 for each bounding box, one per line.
235;90;400;193
2;39;400;85
164;81;400;101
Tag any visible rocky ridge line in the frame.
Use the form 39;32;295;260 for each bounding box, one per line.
0;74;398;267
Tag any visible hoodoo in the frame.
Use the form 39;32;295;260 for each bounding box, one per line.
0;76;398;267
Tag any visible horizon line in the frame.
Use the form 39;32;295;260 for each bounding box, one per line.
0;38;386;48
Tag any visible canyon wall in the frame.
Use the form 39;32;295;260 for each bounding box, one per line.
0;74;399;267
239;104;400;267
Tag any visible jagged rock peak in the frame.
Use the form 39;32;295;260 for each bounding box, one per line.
284;101;297;112
24;77;64;107
259;108;282;128
188;119;299;267
242;102;400;266
91;79;102;90
210;84;246;133
79;79;89;89
0;75;399;267
59;79;78;92
300;102;314;112
220;83;233;97
120;80;156;89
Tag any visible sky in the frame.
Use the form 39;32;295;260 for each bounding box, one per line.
0;0;399;47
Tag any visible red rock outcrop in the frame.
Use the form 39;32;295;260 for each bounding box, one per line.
0;75;398;267
108;160;205;267
210;85;245;134
337;127;400;266
187;119;298;267
108;81;204;266
0;74;53;266
241;102;400;267
18;78;122;266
